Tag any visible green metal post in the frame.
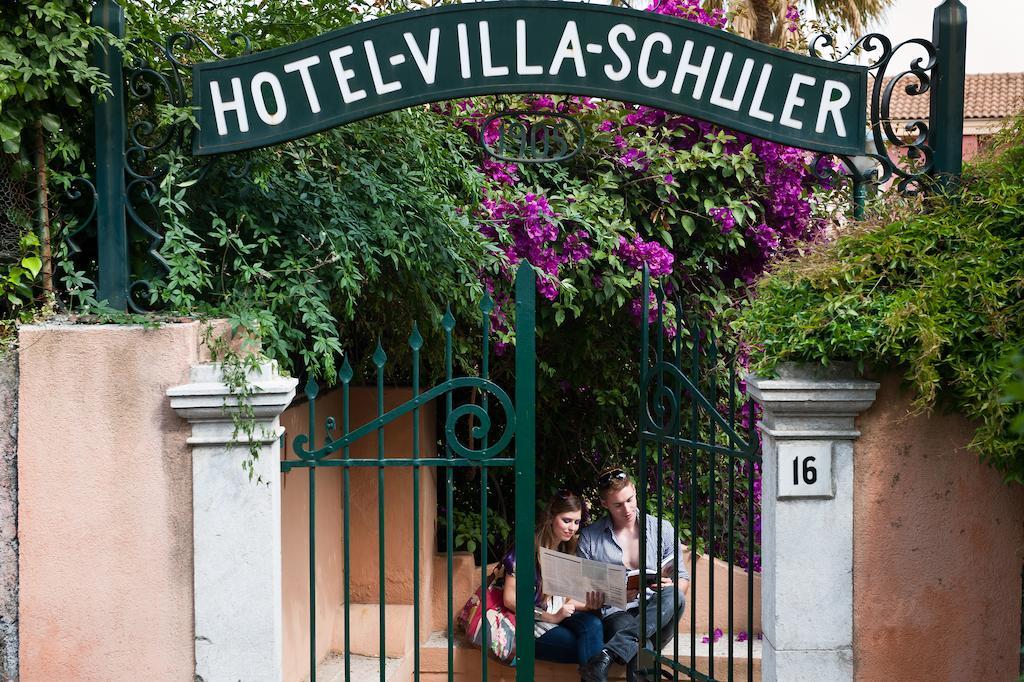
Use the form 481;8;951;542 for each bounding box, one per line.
852;180;867;221
513;262;536;679
91;0;128;310
409;325;423;681
928;0;967;191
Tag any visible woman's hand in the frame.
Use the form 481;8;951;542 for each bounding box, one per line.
584;591;605;611
649;577;674;590
553;602;576;623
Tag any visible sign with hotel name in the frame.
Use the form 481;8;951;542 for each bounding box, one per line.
192;1;867;156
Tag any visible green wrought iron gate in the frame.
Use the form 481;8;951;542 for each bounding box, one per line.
282;263;537;681
636;267;762;682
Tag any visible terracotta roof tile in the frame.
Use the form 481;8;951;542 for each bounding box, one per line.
874;72;1024;120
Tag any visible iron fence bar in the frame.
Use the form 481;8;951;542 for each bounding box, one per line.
641;650;716;681
513;261;537;679
341;358;353;682
374;341;387;682
283;457;517;470
654;288;666;663
480;296;492;682
638;434;755;461
688;316;699;679
410;324;423;681
672;297;683;682
707;328;717;681
638;268;651;665
442;308;455;682
747;398;757;682
305;378;318;681
727;358;737;681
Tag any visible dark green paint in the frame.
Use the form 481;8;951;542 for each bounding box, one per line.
513;262;536;677
91;0;128;310
638;267;761;680
285;262;536;678
193;1;867;156
928;0;967;188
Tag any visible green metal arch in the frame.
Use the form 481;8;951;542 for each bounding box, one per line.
191;0;867;156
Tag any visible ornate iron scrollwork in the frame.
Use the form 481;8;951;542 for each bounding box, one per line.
117;33;253;312
809;33;938;195
481;110;585;164
61;29;252;312
292;376;517;462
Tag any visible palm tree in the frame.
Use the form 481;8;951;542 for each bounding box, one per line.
707;0;894;45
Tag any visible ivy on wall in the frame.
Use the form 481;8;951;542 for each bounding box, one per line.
737;116;1024;483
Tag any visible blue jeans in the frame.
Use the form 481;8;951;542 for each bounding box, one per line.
534;611;605;664
603;587;686;682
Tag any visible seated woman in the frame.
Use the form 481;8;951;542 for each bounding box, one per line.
502;490;605;670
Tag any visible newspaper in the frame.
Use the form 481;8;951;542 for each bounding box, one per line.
537;547;629;609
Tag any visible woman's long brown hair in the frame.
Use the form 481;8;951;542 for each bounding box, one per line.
534;491;583;603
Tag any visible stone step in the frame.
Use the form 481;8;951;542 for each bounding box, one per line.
416;631;761;681
307;652;404;682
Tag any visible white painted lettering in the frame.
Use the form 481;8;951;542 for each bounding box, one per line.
781;74;816;129
283;56;322;114
250;71;287;125
637;32;672;89
816;80;851;137
479;22;509;77
748;63;774;122
210;77;249;135
329;46;367;104
457;23;472;79
364;40;401;95
516;20;543;75
404;29;440;85
670;40;714;98
709;53;754;112
605;24;636;82
549;21;586;78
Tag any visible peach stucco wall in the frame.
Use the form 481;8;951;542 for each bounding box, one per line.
280;386;437;682
17;323;205;681
854;373;1024;680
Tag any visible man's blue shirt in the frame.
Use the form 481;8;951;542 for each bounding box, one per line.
577;513;691;614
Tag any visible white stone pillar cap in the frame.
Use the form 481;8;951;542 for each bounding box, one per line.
747;363;879;439
167;361;297;423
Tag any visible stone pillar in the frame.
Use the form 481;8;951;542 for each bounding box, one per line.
168;362;297;682
747;364;878;682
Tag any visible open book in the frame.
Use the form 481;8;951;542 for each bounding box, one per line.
625;554;675;591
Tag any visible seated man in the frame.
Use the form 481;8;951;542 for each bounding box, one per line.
577;468;689;682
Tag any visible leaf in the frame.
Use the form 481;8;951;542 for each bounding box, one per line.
39;113;60;133
21;256;41;277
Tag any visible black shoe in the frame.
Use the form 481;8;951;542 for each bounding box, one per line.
578;649;614;682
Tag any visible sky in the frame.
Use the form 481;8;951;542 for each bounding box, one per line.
862;0;1024;75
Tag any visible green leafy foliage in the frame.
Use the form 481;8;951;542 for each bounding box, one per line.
0;1;110;159
737;116;1024;483
156;109;488;381
440;506;511;557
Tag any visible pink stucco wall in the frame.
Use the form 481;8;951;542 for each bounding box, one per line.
17;323;206;680
854;373;1024;680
